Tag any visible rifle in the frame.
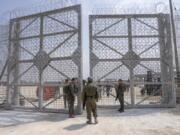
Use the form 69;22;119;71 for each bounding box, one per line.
115;94;119;101
83;93;87;110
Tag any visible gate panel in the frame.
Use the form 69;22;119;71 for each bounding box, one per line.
0;25;9;105
8;5;82;112
89;14;175;108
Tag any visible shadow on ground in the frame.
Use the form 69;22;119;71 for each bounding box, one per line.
64;123;87;131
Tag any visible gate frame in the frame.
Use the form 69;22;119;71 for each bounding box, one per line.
89;14;176;108
6;5;83;113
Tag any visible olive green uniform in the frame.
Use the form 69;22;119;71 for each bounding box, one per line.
115;83;126;111
82;83;98;121
63;84;69;108
66;84;76;116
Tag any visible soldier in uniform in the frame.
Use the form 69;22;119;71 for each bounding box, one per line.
115;79;126;113
66;78;77;118
63;79;69;109
82;77;99;124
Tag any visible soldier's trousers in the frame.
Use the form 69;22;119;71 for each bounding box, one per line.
68;99;75;116
86;99;97;120
63;95;67;109
118;96;124;111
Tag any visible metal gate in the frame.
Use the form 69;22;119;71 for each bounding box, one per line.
89;14;176;108
0;25;9;105
7;5;82;113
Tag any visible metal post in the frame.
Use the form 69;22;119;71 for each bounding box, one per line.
38;71;43;110
13;22;20;106
128;18;135;106
77;6;82;114
158;14;169;104
169;0;180;77
169;0;180;103
89;17;93;78
5;21;13;109
39;16;44;110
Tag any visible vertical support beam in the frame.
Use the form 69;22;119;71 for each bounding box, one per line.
169;0;180;103
165;14;176;106
158;15;167;104
6;21;13;109
128;18;133;50
12;22;20;106
40;16;44;50
158;14;175;106
38;71;43;110
89;16;93;78
77;6;82;114
128;17;135;106
38;16;44;110
169;0;179;75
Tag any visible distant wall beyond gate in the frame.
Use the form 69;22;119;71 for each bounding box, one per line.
89;14;176;108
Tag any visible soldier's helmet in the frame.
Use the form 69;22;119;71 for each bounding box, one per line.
87;77;93;83
118;79;122;81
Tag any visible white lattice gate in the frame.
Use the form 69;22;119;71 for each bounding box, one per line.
89;14;176;108
7;5;82;113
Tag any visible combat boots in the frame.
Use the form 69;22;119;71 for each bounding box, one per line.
94;117;98;124
86;119;92;124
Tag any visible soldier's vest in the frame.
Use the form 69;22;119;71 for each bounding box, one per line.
116;83;126;96
66;84;75;99
84;84;97;99
63;84;69;95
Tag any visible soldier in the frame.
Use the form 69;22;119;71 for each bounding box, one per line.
63;79;69;109
82;77;99;124
105;81;111;97
66;78;77;118
115;79;126;113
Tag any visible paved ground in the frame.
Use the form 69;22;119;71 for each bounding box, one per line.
0;106;180;135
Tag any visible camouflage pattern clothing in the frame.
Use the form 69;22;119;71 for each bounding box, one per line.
63;84;69;109
115;82;126;112
82;83;99;123
66;84;76;117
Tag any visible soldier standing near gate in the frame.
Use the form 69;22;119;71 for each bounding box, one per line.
63;79;69;109
82;77;99;124
115;79;126;113
66;78;78;118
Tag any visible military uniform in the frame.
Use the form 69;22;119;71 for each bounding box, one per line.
63;84;69;109
66;84;76;117
82;83;98;123
115;82;126;112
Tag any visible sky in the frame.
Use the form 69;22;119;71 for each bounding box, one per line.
0;0;179;14
0;0;41;13
0;0;180;79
